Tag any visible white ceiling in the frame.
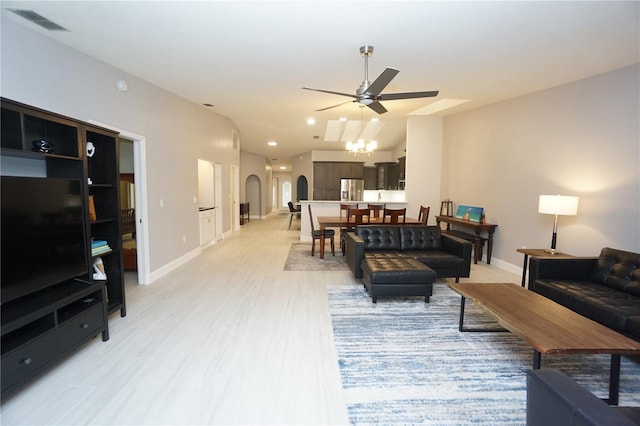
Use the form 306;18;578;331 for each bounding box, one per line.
2;1;638;171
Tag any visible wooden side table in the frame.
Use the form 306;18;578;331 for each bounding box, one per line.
517;248;573;288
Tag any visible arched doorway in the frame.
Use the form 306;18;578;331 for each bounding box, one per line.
246;174;261;219
296;175;308;201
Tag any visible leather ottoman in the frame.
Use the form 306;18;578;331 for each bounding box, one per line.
361;257;436;303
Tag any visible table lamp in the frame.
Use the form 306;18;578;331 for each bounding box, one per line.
538;194;579;253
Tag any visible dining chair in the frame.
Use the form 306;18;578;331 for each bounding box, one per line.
418;205;430;225
339;203;358;254
308;205;335;257
383;207;406;224
340;207;370;255
287;201;301;229
367;203;385;220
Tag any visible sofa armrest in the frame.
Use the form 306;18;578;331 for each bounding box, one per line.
527;369;638;426
528;257;598;289
345;232;365;278
441;234;473;277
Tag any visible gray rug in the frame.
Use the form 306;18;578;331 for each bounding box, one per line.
283;242;349;271
328;283;640;425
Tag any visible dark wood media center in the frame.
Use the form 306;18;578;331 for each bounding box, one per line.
1;98;126;396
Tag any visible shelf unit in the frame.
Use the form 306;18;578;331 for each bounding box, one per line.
86;127;126;316
0;98;125;396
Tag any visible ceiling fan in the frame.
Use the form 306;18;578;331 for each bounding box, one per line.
303;45;439;114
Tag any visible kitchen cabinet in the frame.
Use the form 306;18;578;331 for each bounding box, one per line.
364;167;377;190
199;208;215;246
313;161;364;200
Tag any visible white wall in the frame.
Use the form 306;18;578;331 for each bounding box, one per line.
441;64;640;267
290;151;313;202
1;18;240;274
311;149;394;166
273;172;292;210
239;150;272;217
405;116;443;225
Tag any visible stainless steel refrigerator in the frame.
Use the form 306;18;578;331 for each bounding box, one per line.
340;178;364;202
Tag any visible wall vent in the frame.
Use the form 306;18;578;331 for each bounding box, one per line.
7;9;69;31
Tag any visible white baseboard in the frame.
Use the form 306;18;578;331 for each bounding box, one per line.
485;256;522;277
147;246;201;284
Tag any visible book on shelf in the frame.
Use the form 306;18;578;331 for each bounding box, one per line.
91;240;108;249
91;238;112;256
92;248;111;256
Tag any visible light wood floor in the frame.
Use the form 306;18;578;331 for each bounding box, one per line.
0;213;520;425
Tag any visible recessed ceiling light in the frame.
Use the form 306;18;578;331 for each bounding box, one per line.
306;117;316;125
279;166;287;170
267;141;277;146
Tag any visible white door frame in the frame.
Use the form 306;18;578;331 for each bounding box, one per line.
231;164;240;230
214;163;223;240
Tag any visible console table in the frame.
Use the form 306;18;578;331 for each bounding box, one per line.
239;202;250;225
435;215;498;264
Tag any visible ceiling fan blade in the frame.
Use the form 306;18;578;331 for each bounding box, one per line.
366;101;388;114
365;67;399;96
316;100;354;112
378;90;439;101
302;87;357;99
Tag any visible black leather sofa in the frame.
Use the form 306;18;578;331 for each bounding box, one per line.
527;369;640;425
528;247;640;341
344;225;472;282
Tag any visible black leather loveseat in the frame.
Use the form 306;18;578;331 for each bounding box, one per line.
528;247;640;341
345;225;472;282
527;369;640;425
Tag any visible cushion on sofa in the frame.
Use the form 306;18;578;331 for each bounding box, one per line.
399;226;443;250
363;250;406;260
534;279;640;333
355;226;401;250
588;247;640;296
409;250;466;269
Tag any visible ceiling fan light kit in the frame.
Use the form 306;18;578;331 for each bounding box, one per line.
303;45;439;114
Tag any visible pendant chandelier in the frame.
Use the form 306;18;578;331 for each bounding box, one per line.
345;106;378;155
346;139;377;154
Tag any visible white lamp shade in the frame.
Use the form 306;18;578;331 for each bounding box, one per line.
538;195;579;216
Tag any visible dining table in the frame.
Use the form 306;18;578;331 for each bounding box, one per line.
316;216;422;259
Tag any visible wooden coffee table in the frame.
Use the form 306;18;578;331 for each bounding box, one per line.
448;282;640;405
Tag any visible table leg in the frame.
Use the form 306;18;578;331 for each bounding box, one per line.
457;296;508;333
521;254;529;288
532;350;541;369
320;225;325;259
606;354;621;406
472;238;479;264
458;296;466;331
487;232;494;264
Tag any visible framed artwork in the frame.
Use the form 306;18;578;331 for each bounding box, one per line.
455;205;484;223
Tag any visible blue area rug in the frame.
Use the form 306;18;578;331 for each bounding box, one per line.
328;283;640;425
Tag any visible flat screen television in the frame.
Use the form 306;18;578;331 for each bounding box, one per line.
1;176;88;304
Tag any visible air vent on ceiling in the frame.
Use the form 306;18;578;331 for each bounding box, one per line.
7;9;68;31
